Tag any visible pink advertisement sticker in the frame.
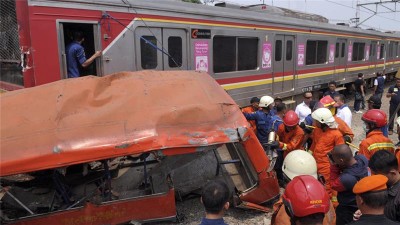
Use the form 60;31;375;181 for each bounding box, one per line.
365;45;370;60
377;45;381;60
262;43;272;69
194;41;209;72
329;44;335;64
297;44;305;66
348;45;353;62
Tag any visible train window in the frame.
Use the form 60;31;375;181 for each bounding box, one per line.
213;36;236;73
306;40;327;65
352;42;365;61
335;43;339;58
369;43;373;57
396;42;399;57
380;44;385;59
286;40;293;61
341;43;345;58
238;38;258;71
213;36;258;73
371;42;376;56
140;36;157;69
275;40;282;61
168;37;182;68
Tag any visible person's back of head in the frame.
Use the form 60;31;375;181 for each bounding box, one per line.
276;103;286;114
283;175;330;225
358;73;364;78
369;150;399;186
201;180;230;216
73;31;84;42
368;95;382;109
331;144;354;169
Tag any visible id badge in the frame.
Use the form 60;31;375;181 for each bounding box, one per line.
394;88;398;92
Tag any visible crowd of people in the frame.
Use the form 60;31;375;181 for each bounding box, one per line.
199;73;400;225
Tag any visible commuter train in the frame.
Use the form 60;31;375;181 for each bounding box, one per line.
1;0;400;106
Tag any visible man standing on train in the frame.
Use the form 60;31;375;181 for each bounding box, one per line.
66;31;102;78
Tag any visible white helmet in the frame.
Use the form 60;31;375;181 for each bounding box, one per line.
282;150;318;180
311;108;335;124
259;96;274;108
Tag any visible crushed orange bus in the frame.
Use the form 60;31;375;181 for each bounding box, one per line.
0;71;279;225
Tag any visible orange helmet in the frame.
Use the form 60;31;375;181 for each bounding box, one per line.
361;109;387;128
282;175;330;218
283;110;299;127
315;95;336;115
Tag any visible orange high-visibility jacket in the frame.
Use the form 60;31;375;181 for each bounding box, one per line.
310;127;345;197
334;116;354;140
242;106;257;135
271;197;336;225
359;130;395;160
276;123;304;158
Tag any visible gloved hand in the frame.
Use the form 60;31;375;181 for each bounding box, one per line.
344;135;352;144
304;126;313;134
269;141;280;149
299;122;306;129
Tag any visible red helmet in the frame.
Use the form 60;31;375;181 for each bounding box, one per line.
319;96;335;108
361;109;387;128
283;110;299;127
282;175;330;218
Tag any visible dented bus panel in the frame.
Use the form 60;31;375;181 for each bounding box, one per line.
0;71;280;224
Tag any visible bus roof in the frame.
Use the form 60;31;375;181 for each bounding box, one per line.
1;71;247;176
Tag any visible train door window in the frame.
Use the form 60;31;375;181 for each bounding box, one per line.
335;43;340;58
168;37;182;67
379;44;385;59
396;42;399;57
306;40;327;65
286;40;293;61
140;36;158;69
275;40;282;61
341;43;346;58
371;42;376;56
369;43;373;57
352;42;365;61
58;22;101;79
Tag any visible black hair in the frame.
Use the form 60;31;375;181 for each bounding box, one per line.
250;97;260;104
332;144;353;161
303;91;312;98
201;180;230;214
276;103;286;113
289;212;325;225
73;31;84;41
358;73;364;78
334;94;345;103
359;190;388;209
369;150;398;174
328;81;336;87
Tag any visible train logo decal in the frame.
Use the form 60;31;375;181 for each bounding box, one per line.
262;43;272;69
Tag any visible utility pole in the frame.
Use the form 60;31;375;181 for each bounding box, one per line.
354;0;399;28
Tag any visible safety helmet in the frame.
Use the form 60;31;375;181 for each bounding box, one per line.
282;175;330;218
361;109;387;128
283;110;299;127
259;96;274;108
319;95;336;108
311;108;335;124
282;150;318;180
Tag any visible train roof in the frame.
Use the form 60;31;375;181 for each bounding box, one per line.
28;0;400;40
0;71;247;176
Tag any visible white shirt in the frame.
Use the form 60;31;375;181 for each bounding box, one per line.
295;102;311;123
336;105;352;127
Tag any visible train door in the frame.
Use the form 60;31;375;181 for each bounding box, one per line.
58;22;102;79
334;39;347;81
135;27;188;71
273;35;295;95
370;41;377;71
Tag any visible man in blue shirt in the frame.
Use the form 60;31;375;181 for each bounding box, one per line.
374;72;385;99
66;31;102;78
199;180;230;225
386;78;400;137
323;81;339;99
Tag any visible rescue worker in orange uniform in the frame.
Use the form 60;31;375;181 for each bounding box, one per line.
274;110;304;158
281;175;332;225
309;108;345;198
271;150;336;225
241;97;260;135
318;95;354;143
359;109;395;159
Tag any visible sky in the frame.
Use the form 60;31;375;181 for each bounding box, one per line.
202;0;400;32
